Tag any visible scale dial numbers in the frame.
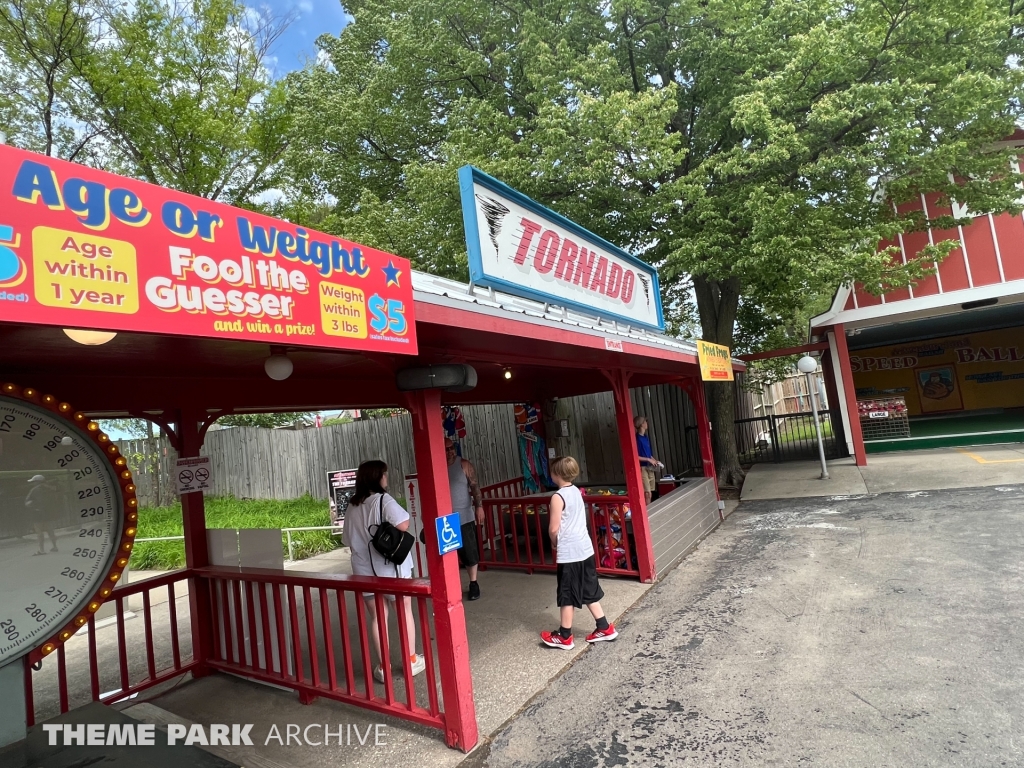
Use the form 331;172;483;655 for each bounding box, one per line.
0;387;136;665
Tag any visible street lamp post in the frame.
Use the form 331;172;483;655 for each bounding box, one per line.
798;355;830;480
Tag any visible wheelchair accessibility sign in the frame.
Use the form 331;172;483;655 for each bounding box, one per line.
435;512;463;555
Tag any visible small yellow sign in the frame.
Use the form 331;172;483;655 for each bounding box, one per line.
698;340;734;381
33;226;139;313
319;281;367;339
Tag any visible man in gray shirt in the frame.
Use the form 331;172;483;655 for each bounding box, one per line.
445;439;485;600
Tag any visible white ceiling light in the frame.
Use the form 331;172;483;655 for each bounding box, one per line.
63;328;117;346
264;352;294;381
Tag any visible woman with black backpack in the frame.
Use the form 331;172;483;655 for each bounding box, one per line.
345;459;425;683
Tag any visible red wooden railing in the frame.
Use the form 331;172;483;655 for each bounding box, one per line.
477;493;640;577
23;570;196;726
481;477;527;499
197;566;443;730
23;567;445;735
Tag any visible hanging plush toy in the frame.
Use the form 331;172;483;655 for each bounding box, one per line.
514;402;552;493
441;406;467;455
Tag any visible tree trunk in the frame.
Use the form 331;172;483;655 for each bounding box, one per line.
149;419;161;508
705;376;744;487
692;274;746;488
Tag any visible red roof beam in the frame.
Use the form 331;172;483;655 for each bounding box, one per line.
737;341;830;362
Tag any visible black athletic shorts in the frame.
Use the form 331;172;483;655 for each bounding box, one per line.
556;555;604;608
458;522;480;567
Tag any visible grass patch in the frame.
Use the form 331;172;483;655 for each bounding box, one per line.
777;419;835;442
131;495;337;570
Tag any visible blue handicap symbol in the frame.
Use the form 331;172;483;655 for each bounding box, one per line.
435;512;463;555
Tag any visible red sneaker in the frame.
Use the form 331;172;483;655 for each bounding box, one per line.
586;625;618;643
540;630;575;650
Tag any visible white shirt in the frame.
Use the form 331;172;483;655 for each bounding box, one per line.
346;492;413;578
553;485;594;564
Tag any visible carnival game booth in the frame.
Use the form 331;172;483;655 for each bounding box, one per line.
808;179;1024;462
0;145;729;754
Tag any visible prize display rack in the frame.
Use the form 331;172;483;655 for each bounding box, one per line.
856;396;911;440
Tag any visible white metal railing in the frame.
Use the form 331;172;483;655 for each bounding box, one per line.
133;535;186;542
282;525;340;562
134;526;342;563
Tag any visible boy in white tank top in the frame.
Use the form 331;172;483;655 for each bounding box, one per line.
540;456;618;650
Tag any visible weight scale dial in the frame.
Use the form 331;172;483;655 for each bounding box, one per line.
0;384;136;665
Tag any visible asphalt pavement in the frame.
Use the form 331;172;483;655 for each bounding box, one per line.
471;483;1024;767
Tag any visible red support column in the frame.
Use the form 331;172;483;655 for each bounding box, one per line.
608;370;656;584
678;378;719;494
177;409;214;676
830;324;868;466
407;389;478;751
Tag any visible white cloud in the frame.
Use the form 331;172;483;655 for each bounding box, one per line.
255;188;285;204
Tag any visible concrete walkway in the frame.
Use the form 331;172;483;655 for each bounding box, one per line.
475;482;1024;766
741;444;1024;500
124;559;650;768
1;702;236;768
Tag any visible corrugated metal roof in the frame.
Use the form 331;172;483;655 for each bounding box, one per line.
411;270;702;358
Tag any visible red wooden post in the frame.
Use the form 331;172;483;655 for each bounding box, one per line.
608;370;656;583
178;409;215;675
407;389;478;751
830;324;868;466
678;378;719;492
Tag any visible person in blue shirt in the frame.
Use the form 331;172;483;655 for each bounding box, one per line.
634;416;663;504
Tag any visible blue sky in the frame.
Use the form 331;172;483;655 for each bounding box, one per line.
260;0;351;74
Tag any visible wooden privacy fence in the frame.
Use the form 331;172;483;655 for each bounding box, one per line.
115;384;704;505
204;415;420;502
114;437;179;508
547;386;704;485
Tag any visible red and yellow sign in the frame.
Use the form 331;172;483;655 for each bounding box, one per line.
698;340;734;381
0;145;417;353
850;325;1024;415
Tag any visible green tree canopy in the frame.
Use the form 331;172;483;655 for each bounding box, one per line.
0;0;292;203
287;0;1023;483
216;413;313;429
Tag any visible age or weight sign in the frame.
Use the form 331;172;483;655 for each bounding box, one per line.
0;144;417;355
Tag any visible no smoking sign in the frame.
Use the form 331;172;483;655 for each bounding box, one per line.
175;456;213;494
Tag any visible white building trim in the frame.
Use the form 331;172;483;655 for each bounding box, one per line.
811;279;1024;331
827;329;856;457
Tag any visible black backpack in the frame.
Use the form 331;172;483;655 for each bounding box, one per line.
368;493;415;576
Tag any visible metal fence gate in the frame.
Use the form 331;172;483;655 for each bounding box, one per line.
735;410;846;463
